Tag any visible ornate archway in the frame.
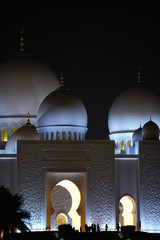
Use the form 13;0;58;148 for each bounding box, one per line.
119;195;136;227
50;180;81;230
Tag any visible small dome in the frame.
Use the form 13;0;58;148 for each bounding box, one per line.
142;120;159;140
37;84;88;140
132;126;142;144
5;119;39;153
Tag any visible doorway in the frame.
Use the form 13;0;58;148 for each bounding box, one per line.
119;195;136;227
51;180;81;230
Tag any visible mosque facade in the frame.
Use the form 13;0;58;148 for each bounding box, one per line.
0;37;160;233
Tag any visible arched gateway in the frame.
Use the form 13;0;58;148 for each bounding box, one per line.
119;195;136;227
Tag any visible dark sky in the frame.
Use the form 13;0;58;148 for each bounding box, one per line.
0;1;160;139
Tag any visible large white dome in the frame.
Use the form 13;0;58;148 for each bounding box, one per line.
37;86;87;127
0;54;60;133
108;86;160;153
37;85;88;140
108;86;160;135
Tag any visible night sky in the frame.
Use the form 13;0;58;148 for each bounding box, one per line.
0;1;160;139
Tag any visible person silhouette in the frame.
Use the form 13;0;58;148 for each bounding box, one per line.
105;224;108;231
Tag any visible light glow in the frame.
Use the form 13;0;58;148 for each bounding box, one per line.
1;128;8;142
57;180;81;230
119;195;136;227
56;213;68;228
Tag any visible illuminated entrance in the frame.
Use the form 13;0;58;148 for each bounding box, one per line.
47;172;86;231
56;213;68;228
119;195;136;227
50;180;81;230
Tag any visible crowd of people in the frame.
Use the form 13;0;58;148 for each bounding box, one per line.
84;223;108;232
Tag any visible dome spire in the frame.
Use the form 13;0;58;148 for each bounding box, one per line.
137;65;142;86
60;73;64;87
27;112;30;124
25;112;32;126
19;27;25;54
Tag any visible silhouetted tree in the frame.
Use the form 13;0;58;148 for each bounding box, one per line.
0;185;31;240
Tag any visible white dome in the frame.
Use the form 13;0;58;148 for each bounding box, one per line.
108;86;160;135
142;120;159;140
0;54;60;133
37;85;88;140
5;119;39;153
132;126;142;144
37;86;87;127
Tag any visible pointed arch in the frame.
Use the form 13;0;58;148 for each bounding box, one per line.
1;128;8;142
127;140;131;148
10;127;17;136
121;140;125;150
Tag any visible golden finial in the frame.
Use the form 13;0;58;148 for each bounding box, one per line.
137;65;142;86
60;73;64;86
19;27;25;54
27;112;30;124
24;112;33;126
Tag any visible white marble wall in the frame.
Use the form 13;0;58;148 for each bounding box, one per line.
139;141;160;232
17;140;115;230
